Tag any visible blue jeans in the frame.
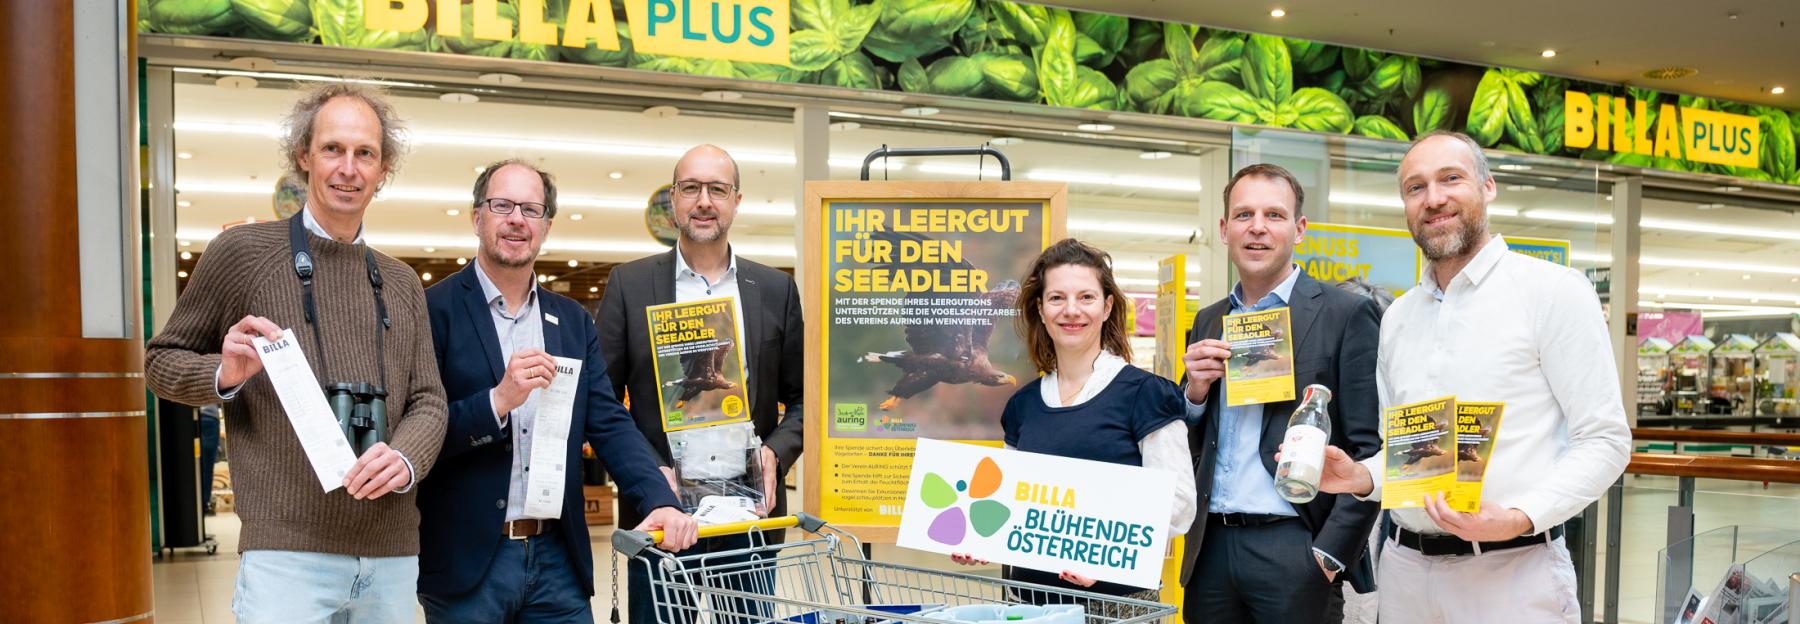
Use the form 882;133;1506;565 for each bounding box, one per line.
233;550;419;624
418;529;593;623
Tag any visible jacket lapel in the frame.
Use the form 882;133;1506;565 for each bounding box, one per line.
458;267;506;383
1261;272;1325;472
737;264;764;399
539;286;567;359
652;250;677;307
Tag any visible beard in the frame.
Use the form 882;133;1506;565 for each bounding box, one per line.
479;220;539;269
678;211;730;243
1412;210;1488;261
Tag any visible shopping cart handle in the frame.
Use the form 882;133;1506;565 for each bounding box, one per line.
612;513;828;558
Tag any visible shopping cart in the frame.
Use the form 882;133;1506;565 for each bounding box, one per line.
612;514;1177;624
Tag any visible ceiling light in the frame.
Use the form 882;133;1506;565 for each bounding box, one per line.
423;247;436;253
990;137;1025;145
478;73;522;85
1642;67;1698;80
180;251;192;260
177;151;193;160
1713;185;1743;192
177;270;188;278
1139;151;1173;160
456;257;467;265
1541;49;1557;58
590;286;600;293
901;106;940;116
439;92;479;104
570;213;583;220
700;90;743;101
829;121;861;131
1751;298;1760;303
1495;164;1531;171
445;208;460;216
1505;184;1538;192
1772;86;1787;95
1269;8;1286;17
1697;203;1726;210
421;272;432;281
177;200;191;208
546;275;556;281
643;105;680;119
567;259;579;267
179;240;191;247
537;275;547;283
1742;274;1752;280
609;171;624;179
473;166;485;174
215;75;257;89
1076;122;1115;132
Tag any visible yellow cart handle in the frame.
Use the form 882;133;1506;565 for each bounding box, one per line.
614;513;827;558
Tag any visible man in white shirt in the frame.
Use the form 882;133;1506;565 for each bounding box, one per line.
1311;131;1632;623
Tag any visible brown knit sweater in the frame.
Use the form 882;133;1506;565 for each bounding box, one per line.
146;219;446;557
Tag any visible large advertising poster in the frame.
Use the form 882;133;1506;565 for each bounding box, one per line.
1295;222;1419;296
804;181;1064;540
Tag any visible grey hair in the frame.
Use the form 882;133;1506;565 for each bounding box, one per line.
279;82;408;188
1400;130;1492;186
472;159;558;219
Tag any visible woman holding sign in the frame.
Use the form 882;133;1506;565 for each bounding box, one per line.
953;238;1196;598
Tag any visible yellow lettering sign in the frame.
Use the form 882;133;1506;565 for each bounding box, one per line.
1565;90;1762;169
623;0;790;64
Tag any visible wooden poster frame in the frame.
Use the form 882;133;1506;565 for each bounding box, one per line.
801;180;1067;543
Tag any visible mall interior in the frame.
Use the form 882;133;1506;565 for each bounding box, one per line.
3;1;1798;623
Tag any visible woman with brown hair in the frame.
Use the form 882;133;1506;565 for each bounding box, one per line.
954;238;1196;598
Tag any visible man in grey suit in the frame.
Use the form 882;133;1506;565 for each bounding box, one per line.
1179;163;1384;623
597;144;806;624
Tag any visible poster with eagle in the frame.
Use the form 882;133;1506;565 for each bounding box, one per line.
1452;401;1505;505
805;182;1064;538
1380;395;1467;512
645;297;750;432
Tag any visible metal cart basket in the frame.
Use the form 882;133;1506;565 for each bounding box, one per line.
612;514;1177;624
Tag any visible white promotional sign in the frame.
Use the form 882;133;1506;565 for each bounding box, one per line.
896;439;1174;589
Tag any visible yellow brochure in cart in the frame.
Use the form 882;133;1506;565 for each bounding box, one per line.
646;297;750;432
1380;396;1464;511
1453;402;1505;509
1223;307;1295;406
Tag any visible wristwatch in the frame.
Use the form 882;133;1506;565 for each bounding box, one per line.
1314;550;1345;574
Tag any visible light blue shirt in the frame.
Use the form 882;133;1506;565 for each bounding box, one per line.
473;260;551;521
1202;265;1302;516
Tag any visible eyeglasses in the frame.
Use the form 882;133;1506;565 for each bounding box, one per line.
479;197;551;219
673;179;738;201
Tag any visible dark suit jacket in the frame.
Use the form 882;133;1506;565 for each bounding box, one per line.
597;249;806;531
416;265;680;597
1180;270;1384;593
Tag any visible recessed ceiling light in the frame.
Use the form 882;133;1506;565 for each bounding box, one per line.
1742;274;1752;280
446;208;460;216
477;72;522;85
567;259;579;267
1642;67;1698;80
421;272;432;281
643;105;681;119
990;136;1025;145
423;246;436;253
537;275;547;283
177;270;189;278
1076;122;1114;132
180;251;192;260
700;90;743;102
215;75;257;89
179;240;191;247
225;56;275;71
177;151;193;160
901;106;940;116
1495;164;1532;171
1270;8;1286;17
609;171;624;179
829;121;861;131
1139;150;1173;160
439;92;479;104
570;213;584;221
177;200;191;208
589;286;599;293
1773;86;1788;95
546;275;556;282
1541;49;1557;58
1713;185;1743;192
456;257;467;265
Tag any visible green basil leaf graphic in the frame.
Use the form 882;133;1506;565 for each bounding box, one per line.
1413;87;1452;135
1354;115;1410;141
1285;38;1338;75
957;11;989;54
988;0;1048;48
1342;48;1383;81
437;2;513;57
821;51;881;89
1065;66;1119;110
1163;22;1201;77
147;0;240;34
1538;99;1565;154
1400;56;1421;99
1318;69;1346;93
979;52;1039;101
1466;69;1510;146
927;55;987;96
898;58;929;93
1179;80;1265;123
230;0;311;41
569;20;634;67
791;0;833;32
735;61;806;82
1501;77;1542;153
1500;68;1542;87
313;0;431;50
1037;9;1080;107
1196;34;1244;84
1242;33;1293;104
1123;59;1178;111
1120;18;1162;66
1285;88;1354;134
864;0;971;63
1761;113;1796;181
788;29;841;71
1073;12;1125;66
1361;55;1405;100
834;0;883;52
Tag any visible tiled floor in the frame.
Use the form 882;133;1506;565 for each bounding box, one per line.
151;476;1799;623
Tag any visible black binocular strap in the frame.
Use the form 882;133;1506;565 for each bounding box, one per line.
290;211;390;390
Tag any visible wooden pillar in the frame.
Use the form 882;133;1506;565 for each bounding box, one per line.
0;1;153;622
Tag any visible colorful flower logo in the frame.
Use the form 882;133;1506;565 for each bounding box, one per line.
919;456;1011;545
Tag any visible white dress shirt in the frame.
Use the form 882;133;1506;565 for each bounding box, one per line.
1359;235;1631;535
674;244;748;376
473;261;551;521
1032;350;1197;536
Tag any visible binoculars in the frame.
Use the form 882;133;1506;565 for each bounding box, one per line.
327;382;389;456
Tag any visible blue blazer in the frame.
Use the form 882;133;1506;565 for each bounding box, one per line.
417;264;679;597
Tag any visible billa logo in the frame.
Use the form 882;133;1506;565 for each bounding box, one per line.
1564;90;1759;169
918;456;1012;545
364;0;789;65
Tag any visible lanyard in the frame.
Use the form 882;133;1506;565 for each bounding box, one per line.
289;210;389;389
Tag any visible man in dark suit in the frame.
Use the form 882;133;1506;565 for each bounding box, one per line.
598;144;806;624
1178;163;1383;622
417;160;697;622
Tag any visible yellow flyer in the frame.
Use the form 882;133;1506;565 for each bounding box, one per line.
1453;402;1505;508
646;297;749;432
1223;307;1295;406
1380;396;1463;511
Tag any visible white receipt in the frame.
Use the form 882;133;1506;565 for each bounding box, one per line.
693;495;759;526
524;356;582;518
252;330;358;492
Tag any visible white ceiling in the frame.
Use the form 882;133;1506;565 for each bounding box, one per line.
1043;0;1799;108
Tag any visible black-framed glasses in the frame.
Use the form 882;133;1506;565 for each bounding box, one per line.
479;197;551;219
673;179;738;201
